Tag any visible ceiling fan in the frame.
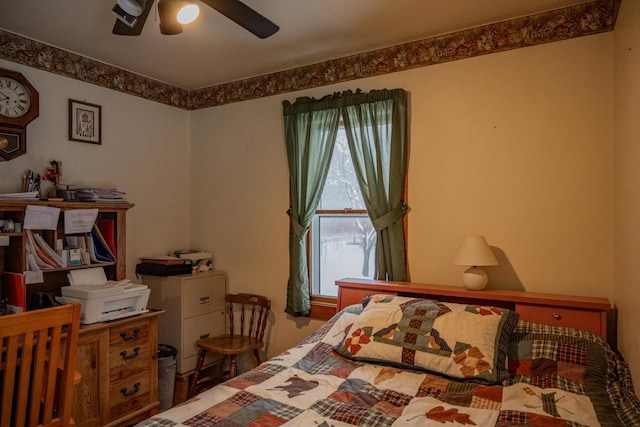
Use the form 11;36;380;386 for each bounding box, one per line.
112;0;279;39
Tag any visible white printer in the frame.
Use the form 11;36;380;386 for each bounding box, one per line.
58;267;150;324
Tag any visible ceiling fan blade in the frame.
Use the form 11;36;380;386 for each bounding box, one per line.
200;0;279;39
113;0;154;36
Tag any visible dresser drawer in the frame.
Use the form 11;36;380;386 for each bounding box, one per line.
109;341;151;370
109;372;151;420
182;275;226;317
110;356;150;383
109;319;152;374
516;304;603;335
109;319;150;348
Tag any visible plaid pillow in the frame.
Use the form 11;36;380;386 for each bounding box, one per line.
335;295;519;384
507;320;631;426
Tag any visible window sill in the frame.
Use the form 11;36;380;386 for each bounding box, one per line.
308;299;337;320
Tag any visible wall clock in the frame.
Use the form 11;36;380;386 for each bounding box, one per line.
0;68;39;161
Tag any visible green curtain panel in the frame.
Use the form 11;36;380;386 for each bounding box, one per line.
283;89;408;316
341;89;409;281
283;95;340;316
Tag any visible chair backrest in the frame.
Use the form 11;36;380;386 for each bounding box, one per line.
225;294;270;342
0;302;82;427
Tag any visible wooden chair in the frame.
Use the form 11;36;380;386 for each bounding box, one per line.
0;302;82;427
189;293;270;398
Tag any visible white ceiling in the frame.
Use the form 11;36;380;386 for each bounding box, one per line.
0;0;585;90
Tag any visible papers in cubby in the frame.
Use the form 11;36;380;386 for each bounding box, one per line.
24;205;60;230
64;209;98;234
25;230;64;269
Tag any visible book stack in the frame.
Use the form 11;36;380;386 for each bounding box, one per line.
52;185;126;202
136;256;192;277
72;187;127;203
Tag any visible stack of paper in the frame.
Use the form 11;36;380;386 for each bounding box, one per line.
73;187;127;202
0;191;39;200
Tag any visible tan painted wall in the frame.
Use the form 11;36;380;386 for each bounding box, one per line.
613;0;640;391
189;33;615;363
0;59;192;276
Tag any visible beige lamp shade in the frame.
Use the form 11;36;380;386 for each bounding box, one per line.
452;236;498;291
452;235;498;267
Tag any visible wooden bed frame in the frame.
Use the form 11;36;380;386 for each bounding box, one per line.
336;278;614;346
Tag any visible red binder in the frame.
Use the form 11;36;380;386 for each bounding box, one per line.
1;272;26;312
97;218;117;259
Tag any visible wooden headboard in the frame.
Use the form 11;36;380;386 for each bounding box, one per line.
336;278;613;345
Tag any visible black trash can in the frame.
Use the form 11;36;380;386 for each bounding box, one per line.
157;344;177;411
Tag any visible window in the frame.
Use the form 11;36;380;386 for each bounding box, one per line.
310;126;375;297
283;88;408;319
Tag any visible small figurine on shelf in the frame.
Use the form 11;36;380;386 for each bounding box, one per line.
43;160;63;200
44;160;62;185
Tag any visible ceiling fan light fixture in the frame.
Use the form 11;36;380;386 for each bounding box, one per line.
177;2;200;24
117;0;146;17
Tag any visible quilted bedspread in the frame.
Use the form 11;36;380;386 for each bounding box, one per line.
137;307;640;427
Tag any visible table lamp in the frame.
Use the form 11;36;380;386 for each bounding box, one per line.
452;235;498;290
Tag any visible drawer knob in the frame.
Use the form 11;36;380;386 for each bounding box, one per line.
120;347;140;360
120;328;140;341
120;382;140;397
553;312;561;320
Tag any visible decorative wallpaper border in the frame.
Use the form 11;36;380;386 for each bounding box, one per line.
0;0;620;110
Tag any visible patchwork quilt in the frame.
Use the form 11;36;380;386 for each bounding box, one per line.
137;306;640;427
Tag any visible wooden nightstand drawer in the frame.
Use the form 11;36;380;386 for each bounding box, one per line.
516;304;603;335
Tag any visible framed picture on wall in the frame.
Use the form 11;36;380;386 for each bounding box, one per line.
69;99;101;144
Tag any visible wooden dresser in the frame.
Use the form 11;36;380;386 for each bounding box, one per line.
74;310;163;427
336;278;612;343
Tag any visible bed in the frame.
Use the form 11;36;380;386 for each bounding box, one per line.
136;279;640;426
